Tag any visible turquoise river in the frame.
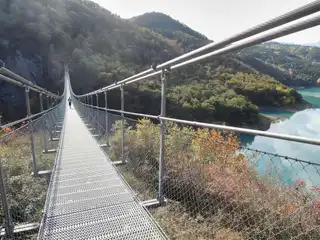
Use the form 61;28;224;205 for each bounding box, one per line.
244;87;320;188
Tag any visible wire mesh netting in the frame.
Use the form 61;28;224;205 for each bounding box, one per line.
74;101;160;201
0;103;65;239
110;116;160;201
0;124;47;239
74;99;320;240
32;108;64;170
156;125;320;240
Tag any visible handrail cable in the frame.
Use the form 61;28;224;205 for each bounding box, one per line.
0;73;40;93
0;98;62;129
69;6;320;147
76;0;320;97
79;104;320;146
0;67;61;98
77;13;320;95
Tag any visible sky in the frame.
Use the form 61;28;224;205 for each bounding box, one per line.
92;0;320;45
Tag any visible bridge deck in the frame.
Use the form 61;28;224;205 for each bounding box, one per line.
38;102;165;239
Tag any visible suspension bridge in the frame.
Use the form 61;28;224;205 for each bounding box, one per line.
1;1;320;239
37;76;166;239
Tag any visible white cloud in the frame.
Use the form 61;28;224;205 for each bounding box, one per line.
249;109;320;188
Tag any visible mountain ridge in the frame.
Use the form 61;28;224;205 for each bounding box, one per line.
129;12;212;53
130;12;320;87
129;12;210;40
0;0;317;128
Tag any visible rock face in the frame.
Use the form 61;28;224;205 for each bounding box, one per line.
0;38;46;86
0;38;49;122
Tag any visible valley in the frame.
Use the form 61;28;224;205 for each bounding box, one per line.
0;0;319;130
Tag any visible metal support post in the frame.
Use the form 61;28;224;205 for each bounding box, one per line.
51;96;57;136
0;162;14;238
47;96;54;141
46;95;50;109
40;93;48;153
81;97;84;117
25;88;38;177
83;97;86;118
88;96;91;122
96;93;99;135
78;97;81;116
104;91;109;146
121;85;125;164
158;69;169;204
86;96;89;120
88;95;92;127
90;95;93;125
83;96;86;119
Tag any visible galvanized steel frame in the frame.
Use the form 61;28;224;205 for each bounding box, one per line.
0;69;65;238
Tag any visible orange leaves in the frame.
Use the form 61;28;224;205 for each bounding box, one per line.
193;128;239;147
3;127;12;133
112;118;320;238
191;128;246;172
279;203;299;215
0;127;13;137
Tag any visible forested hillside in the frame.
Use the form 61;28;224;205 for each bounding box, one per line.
132;13;320;87
238;42;320;86
0;0;316;128
130;12;212;52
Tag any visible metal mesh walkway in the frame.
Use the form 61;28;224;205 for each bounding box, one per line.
38;88;166;239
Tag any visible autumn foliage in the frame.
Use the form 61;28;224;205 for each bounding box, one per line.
109;119;320;239
192;129;248;172
0;127;12;138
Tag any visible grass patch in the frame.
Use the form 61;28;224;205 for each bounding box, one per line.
0;124;59;237
151;202;244;240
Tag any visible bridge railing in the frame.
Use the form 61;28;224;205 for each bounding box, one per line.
72;97;320;239
0;69;65;238
71;1;320;238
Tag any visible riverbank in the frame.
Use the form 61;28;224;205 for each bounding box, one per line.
257;85;318;117
238;114;272;131
245;102;312;131
249;101;312;131
259;100;313;114
292;85;320;90
283;100;313;112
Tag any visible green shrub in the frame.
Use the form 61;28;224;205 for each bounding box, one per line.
0;130;50;225
110;119;320;239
